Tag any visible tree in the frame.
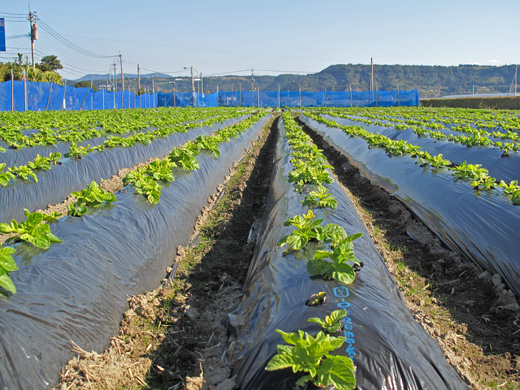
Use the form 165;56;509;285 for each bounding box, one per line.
74;80;97;91
38;55;63;72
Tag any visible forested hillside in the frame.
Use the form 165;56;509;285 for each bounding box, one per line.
77;64;520;99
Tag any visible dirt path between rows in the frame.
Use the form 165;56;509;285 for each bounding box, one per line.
55;115;279;390
52;111;519;390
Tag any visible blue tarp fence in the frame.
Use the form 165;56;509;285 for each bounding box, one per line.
0;80;420;111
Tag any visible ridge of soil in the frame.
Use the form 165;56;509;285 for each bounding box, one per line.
295;116;520;390
55;114;279;389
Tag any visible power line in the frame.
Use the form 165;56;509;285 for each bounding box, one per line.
255;68;313;74
35;17;115;59
136;65;186;75
33;48;108;78
0;12;27;16
210;69;253;76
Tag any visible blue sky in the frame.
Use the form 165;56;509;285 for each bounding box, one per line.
2;0;520;80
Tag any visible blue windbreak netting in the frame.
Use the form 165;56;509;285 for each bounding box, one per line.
0;80;420;111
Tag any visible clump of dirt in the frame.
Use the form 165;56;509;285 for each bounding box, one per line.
55;115;279;390
297;116;520;390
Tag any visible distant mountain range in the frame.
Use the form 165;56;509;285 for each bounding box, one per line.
70;64;520;98
73;73;172;82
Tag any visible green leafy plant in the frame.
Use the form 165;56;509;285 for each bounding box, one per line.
67;142;92;159
307;232;363;284
168;147;200;171
0;209;63;249
27;154;52;171
0;247;18;294
308;309;348;333
123;171;163;204
289;160;334;187
471;176;497;191
191;135;221;157
301;185;338;209
44;211;62;222
8;165;38;182
451;161;489;181
265;329;355;390
0;163;16;186
308;291;326;306
499;180;520;205
68;181;117;216
141;159;175;182
26;152;61;171
277;210;324;251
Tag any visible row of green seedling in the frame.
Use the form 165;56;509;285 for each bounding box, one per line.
0;109;253;186
305;112;520;205
0;111;268;294
0;152;62;186
316;106;520;132
123;111;269;204
313;108;520;155
264;112;359;389
0;107;255;149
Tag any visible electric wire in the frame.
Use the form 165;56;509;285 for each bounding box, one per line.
35;17;115;59
33;49;108;78
0;12;27;16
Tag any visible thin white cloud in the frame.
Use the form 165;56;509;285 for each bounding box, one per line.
488;59;499;64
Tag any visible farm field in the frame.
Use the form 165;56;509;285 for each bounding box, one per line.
0;107;519;389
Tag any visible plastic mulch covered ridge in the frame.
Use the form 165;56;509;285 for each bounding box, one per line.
0;114;270;390
226;117;468;389
0;116;247;223
300;114;520;298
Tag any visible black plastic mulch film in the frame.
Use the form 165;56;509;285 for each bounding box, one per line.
326;114;520;183
0;114;270;389
0;116;248;223
300;114;520;298
227;117;468;389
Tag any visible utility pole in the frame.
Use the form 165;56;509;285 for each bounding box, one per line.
120;54;124;91
186;66;195;107
190;66;195;94
251;69;254;92
370;57;374;102
200;72;203;95
113;62;117;108
28;8;38;70
11;66;14;111
120;54;124;108
137;64;141;94
515;66;518;96
113;63;117;94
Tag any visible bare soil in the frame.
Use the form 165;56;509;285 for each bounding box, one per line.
11;111;518;390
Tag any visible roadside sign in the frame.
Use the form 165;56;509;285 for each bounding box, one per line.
0;19;5;52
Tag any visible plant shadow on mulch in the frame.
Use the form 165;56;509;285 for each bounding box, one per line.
140;116;280;390
295;116;520;389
